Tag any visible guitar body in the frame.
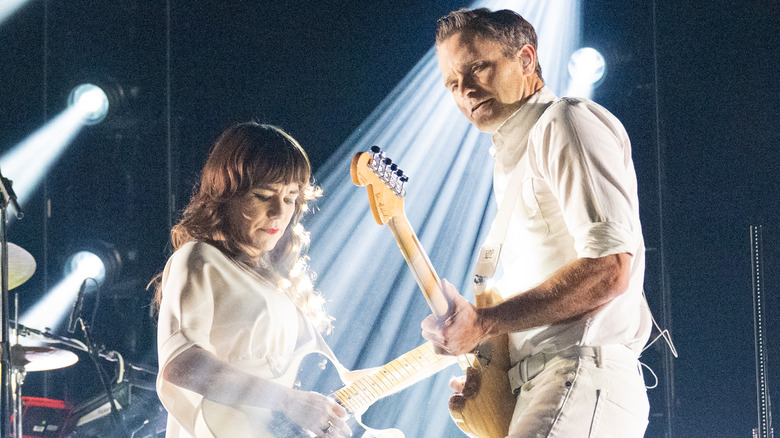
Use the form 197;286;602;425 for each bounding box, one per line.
449;289;515;438
200;401;305;438
200;342;437;438
202;398;379;438
200;350;351;438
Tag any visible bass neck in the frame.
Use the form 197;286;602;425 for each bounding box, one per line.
386;215;449;318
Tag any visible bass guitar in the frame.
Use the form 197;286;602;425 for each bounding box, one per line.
350;146;516;438
201;341;443;437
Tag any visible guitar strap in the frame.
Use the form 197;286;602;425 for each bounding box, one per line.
472;96;565;297
472;160;525;296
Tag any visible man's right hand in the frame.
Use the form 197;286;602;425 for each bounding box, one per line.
421;279;488;356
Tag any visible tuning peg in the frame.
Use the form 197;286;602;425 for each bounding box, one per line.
370;146;385;170
385;163;398;181
388;164;399;185
379;157;392;177
370;145;382;166
397;175;409;197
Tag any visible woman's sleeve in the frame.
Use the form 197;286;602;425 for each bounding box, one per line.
156;243;225;435
157;243;220;373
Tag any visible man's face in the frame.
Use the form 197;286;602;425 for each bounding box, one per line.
437;31;529;133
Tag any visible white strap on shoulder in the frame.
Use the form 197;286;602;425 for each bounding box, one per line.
473;162;525;295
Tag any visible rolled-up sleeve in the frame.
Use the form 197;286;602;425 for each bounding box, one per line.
533;99;641;259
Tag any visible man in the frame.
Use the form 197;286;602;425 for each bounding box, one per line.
421;8;652;437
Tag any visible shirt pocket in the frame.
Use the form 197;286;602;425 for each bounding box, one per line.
520;177;550;237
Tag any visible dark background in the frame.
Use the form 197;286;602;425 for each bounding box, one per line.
1;1;779;437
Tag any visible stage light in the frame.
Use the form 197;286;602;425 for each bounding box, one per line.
63;241;122;286
0;80;122;209
568;47;606;85
68;83;110;126
565;47;606;98
0;0;29;26
20;241;122;332
0;76;130;213
0;107;86;210
63;251;106;285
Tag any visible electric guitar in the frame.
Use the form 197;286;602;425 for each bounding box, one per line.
350;147;516;438
201;341;443;437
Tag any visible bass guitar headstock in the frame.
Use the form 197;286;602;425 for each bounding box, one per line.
350;146;409;225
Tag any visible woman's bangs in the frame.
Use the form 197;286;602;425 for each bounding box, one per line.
249;143;310;189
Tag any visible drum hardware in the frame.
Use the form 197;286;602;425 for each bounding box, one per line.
11;320;160;437
1;324;80;438
9;345;79;373
1;167;26;438
65;279;134;438
0;169;146;437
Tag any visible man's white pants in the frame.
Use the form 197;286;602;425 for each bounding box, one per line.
507;345;649;438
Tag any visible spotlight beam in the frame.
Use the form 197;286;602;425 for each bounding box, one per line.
304;1;582;435
0;0;29;26
20;274;84;332
0;105;89;209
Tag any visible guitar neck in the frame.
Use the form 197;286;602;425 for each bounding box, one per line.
332;342;440;413
386;215;449;318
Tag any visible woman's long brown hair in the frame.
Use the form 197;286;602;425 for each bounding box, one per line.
150;122;331;333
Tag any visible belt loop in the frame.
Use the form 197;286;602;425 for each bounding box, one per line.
595;346;603;368
520;357;529;383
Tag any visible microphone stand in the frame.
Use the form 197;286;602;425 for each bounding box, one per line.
0;168;21;438
75;295;129;438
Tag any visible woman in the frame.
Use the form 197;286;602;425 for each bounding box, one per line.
153;122;351;438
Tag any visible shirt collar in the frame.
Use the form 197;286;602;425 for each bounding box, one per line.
490;86;558;159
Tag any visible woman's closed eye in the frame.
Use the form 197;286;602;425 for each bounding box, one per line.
253;193;297;204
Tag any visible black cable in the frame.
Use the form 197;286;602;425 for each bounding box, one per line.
78;293;130;438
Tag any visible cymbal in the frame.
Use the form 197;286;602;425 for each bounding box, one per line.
2;242;36;289
10;345;78;372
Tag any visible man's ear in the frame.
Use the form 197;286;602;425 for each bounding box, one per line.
518;44;537;75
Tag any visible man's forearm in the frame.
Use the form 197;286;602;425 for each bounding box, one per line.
478;253;632;336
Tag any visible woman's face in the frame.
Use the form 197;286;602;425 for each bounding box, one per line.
225;182;300;252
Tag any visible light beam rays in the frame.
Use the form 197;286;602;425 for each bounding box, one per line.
20;274;83;332
305;1;582;435
0;0;30;26
0;105;87;208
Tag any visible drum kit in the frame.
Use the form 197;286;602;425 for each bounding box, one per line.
0;242;83;437
4;243;78;372
0;174;162;438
